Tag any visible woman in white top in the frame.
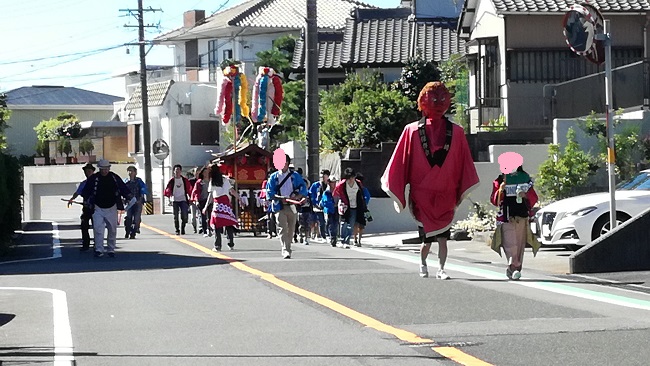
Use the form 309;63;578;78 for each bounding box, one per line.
203;163;240;251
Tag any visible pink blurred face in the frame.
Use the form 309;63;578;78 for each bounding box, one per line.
418;84;451;119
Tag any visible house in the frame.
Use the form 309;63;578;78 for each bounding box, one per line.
120;79;219;209
4;86;123;157
291;0;465;84
153;0;376;83
458;0;649;134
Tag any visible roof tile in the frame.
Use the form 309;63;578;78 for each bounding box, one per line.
5;86;122;106
125;80;174;110
492;0;650;12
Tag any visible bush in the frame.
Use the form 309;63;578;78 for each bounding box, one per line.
320;71;417;152
0;152;22;255
34;112;82;142
536;127;596;201
57;139;72;157
79;137;94;155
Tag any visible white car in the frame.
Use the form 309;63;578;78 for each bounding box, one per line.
532;170;650;250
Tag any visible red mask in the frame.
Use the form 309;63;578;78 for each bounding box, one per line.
417;82;451;119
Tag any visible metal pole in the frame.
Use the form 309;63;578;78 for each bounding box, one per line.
138;0;154;215
161;159;165;214
604;19;617;229
305;0;320;184
233;121;239;221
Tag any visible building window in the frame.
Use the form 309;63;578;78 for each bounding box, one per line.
177;103;192;115
223;49;233;61
208;40;219;82
127;123;142;154
190;120;219;146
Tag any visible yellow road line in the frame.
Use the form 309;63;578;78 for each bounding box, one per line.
141;223;494;365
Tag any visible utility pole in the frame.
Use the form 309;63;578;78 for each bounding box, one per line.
121;1;161;214
305;0;320;184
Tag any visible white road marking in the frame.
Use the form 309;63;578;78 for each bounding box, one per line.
353;247;650;311
0;287;74;365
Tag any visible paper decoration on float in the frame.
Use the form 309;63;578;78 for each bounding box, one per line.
214;64;250;125
251;67;284;125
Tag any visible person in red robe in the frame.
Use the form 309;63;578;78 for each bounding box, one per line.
381;81;479;279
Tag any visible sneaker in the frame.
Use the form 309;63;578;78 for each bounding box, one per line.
107;252;115;258
304;239;310;245
94;251;104;258
193;228;197;234
299;237;304;244
419;265;429;278
124;232;129;239
266;234;273;239
212;246;221;252
181;228;186;235
436;269;450;280
506;267;513;280
129;233;136;239
512;270;521;280
282;250;291;259
203;233;210;238
343;243;350;249
80;246;90;252
175;230;180;235
354;241;361;247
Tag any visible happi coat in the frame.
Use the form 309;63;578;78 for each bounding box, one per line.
381;118;479;238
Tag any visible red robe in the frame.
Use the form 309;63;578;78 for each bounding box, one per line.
381;119;479;237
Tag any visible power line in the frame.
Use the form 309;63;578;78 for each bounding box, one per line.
0;44;126;66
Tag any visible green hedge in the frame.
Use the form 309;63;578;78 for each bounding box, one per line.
0;152;22;255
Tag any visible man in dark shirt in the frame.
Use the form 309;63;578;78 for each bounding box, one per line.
81;159;134;258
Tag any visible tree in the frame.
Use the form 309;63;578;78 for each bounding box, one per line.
536;127;597;201
392;50;441;104
0;93;11;151
271;80;306;147
439;54;469;130
255;35;296;80
320;71;417;152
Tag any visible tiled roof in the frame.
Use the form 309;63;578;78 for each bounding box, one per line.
292;32;346;70
293;8;464;69
5;86;122;106
124;80;173;110
156;0;376;42
492;0;650;13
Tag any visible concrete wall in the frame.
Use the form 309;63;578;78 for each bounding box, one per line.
23;164;132;221
570;205;650;273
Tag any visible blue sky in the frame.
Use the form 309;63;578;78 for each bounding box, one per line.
0;0;400;97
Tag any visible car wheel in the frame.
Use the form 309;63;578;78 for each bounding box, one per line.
591;212;631;241
564;244;581;251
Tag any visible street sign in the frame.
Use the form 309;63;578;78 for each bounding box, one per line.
563;3;604;65
563;4;595;55
152;139;169;161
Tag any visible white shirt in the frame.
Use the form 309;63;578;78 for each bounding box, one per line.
172;177;186;202
277;170;294;197
346;181;359;208
209;176;232;200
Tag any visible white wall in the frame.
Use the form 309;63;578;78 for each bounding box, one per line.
23;164;132;221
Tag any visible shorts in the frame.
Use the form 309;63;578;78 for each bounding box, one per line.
418;227;450;243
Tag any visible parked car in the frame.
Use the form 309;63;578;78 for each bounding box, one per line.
532;170;650;251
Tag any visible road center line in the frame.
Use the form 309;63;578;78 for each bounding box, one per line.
141;223;494;366
352;247;650;311
0;287;74;365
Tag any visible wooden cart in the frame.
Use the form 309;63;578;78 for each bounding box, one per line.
213;142;271;236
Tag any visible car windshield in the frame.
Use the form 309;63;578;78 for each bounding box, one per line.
616;172;650;190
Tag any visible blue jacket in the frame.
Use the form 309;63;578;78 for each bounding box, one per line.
266;170;308;213
309;181;326;207
124;177;148;203
319;189;337;215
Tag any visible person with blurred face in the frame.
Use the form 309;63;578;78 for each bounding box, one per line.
164;164;193;235
381;81;479;279
123;166;148;239
81;159;133;257
67;163;96;251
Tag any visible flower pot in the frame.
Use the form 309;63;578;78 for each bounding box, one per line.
77;155;96;164
55;156;73;165
34;157;46;166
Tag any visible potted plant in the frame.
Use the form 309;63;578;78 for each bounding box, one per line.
33;140;47;165
77;137;96;163
55;139;73;164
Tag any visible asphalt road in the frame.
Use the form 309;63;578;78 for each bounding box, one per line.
1;214;650;365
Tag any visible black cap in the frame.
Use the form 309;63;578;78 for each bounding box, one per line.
81;163;96;171
320;169;330;175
